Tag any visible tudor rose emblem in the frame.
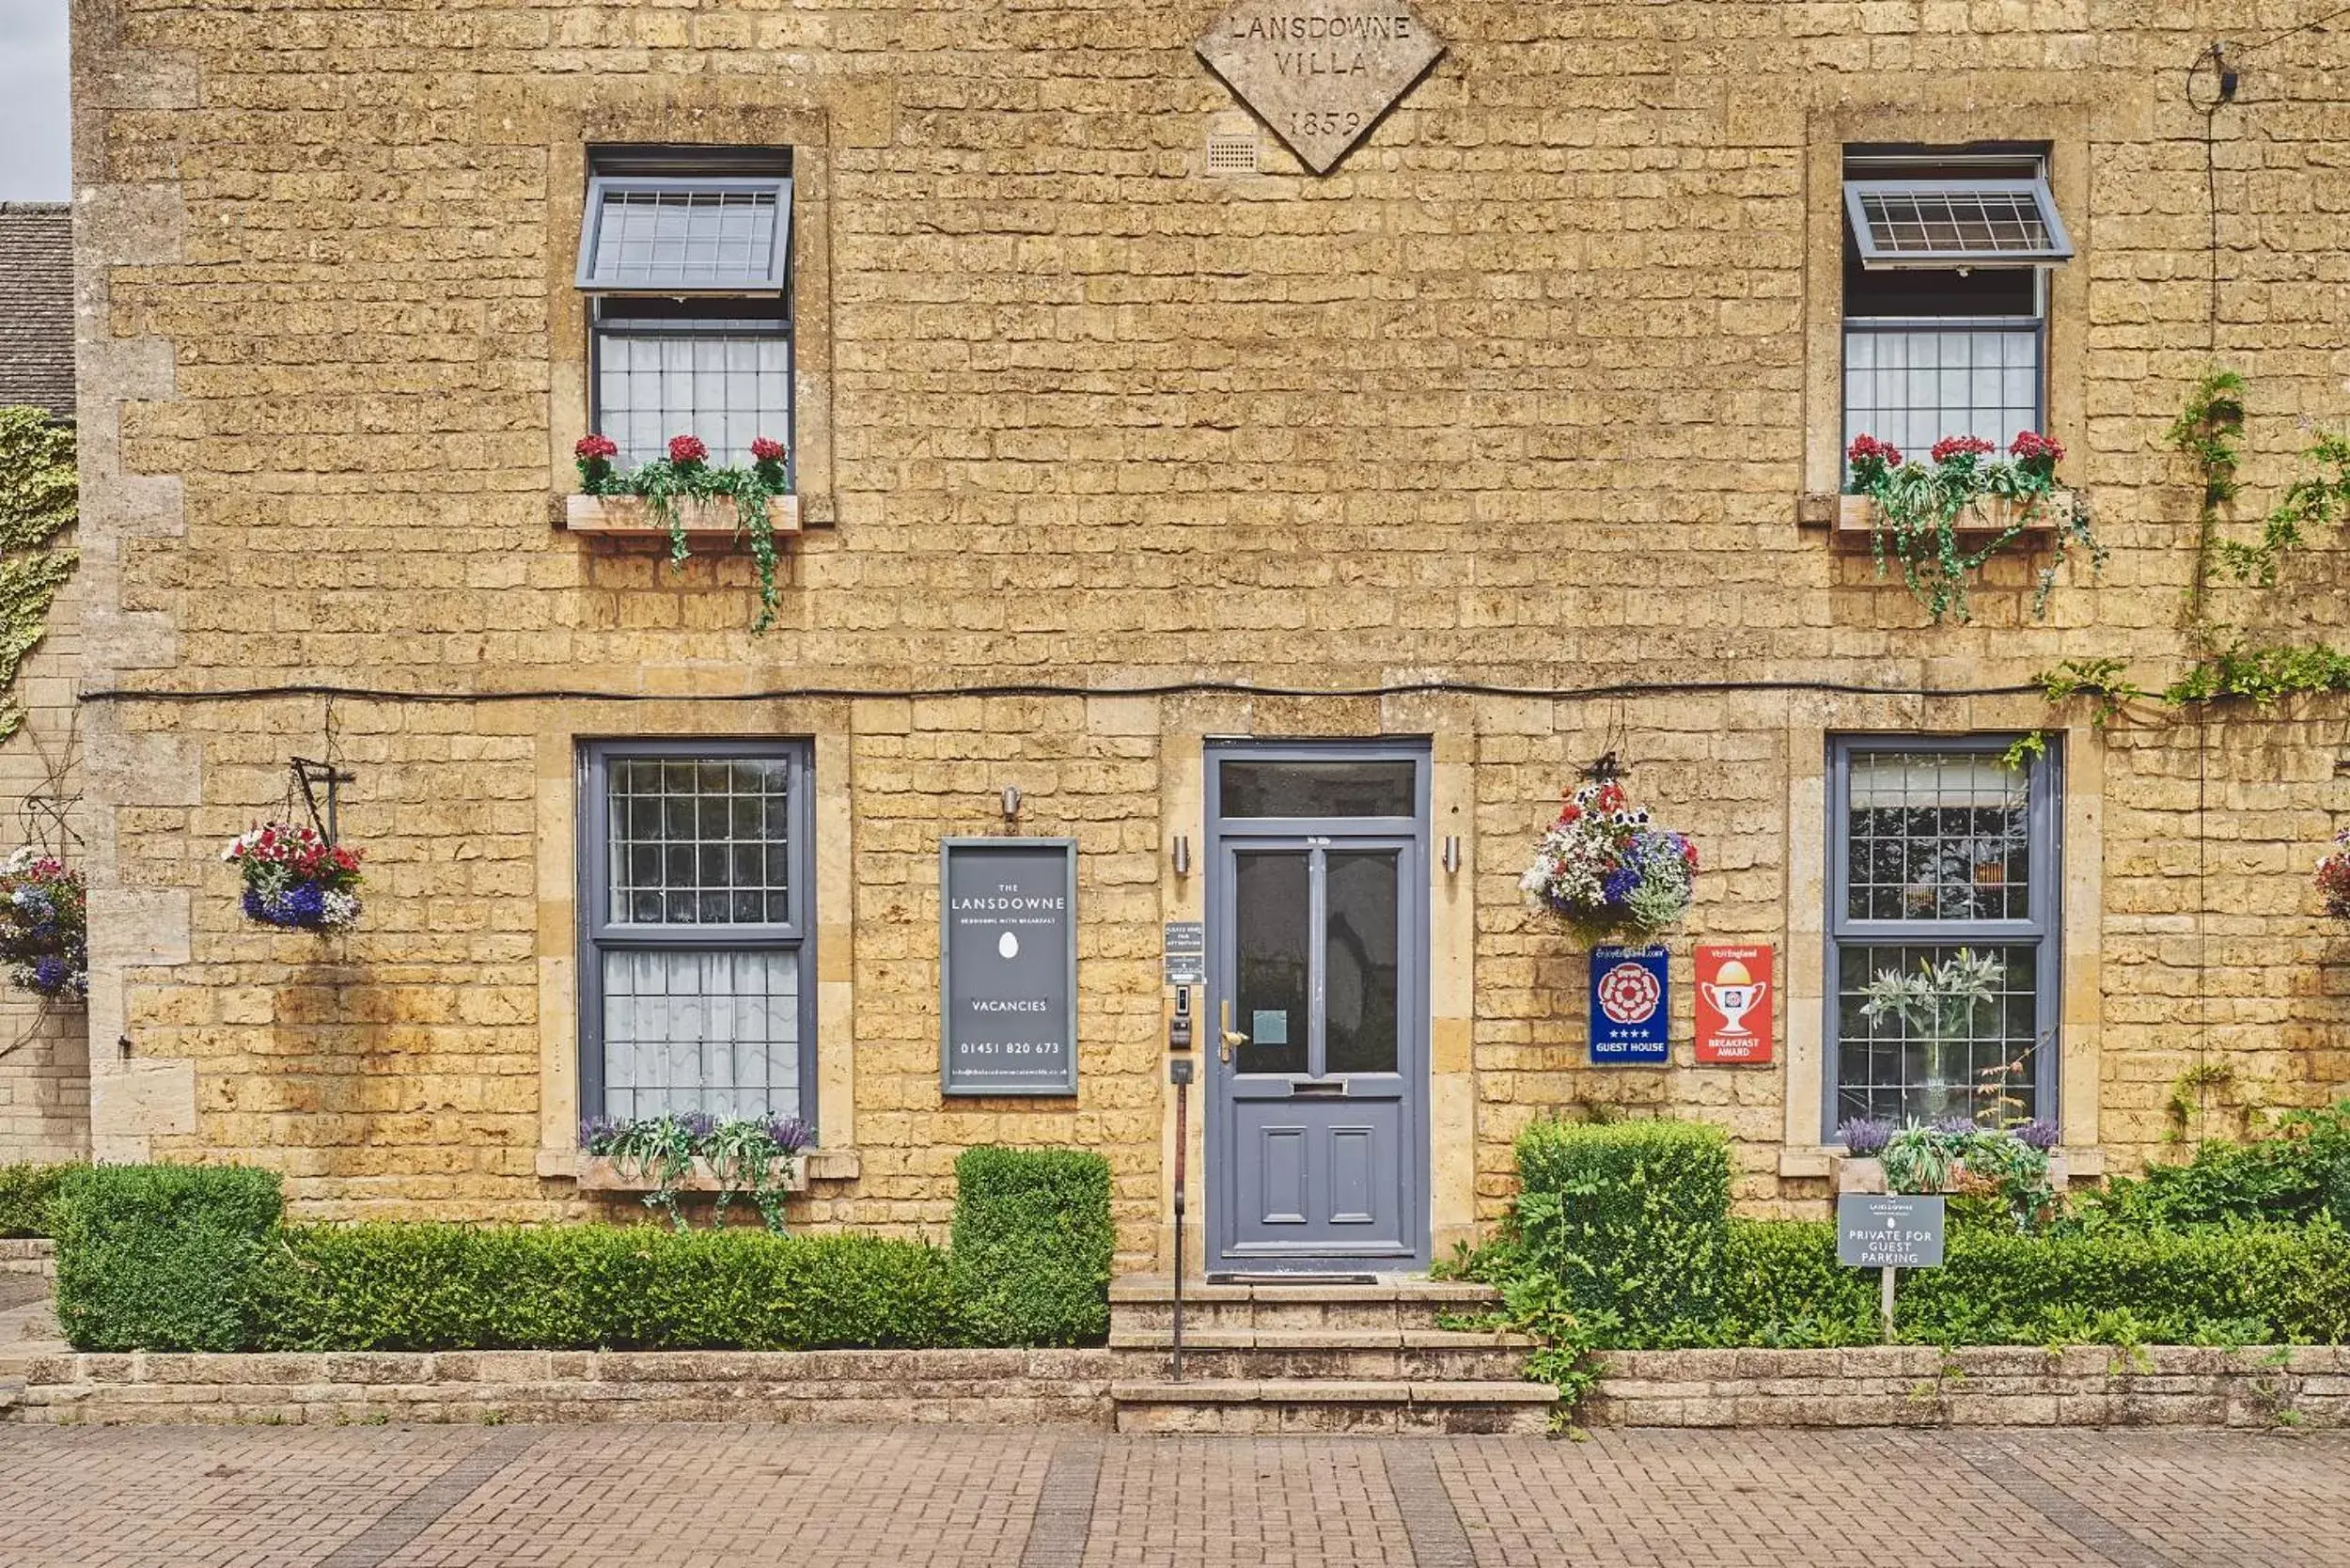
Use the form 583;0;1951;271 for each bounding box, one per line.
1195;1;1447;175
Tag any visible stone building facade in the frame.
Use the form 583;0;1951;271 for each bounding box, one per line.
32;0;2350;1272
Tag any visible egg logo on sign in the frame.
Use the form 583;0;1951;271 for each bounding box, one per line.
1700;958;1768;1036
998;931;1020;960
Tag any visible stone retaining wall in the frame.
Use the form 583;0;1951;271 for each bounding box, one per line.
8;1341;2347;1429
1589;1346;2349;1430
0;1239;55;1279
1;1348;1113;1427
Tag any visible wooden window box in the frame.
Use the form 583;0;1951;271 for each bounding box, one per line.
1834;1152;2073;1194
572;1153;809;1195
562;494;801;540
1802;490;2076;540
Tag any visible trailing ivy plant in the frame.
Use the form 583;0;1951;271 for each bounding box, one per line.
2032;643;2350;717
2169;366;2350;642
1845;430;2101;624
580;1111;812;1233
575;433;791;632
0;409;78;742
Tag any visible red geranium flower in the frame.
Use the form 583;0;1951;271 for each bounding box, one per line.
574;434;618;462
750;437;787;463
1845;433;1903;470
667;434;709;465
1929;434;1997;464
2009;430;2064;466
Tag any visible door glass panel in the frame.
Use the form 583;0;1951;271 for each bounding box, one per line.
1324;850;1400;1075
1220;760;1416;819
1233;850;1309;1075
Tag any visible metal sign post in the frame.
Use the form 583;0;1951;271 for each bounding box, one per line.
1168;984;1195;1383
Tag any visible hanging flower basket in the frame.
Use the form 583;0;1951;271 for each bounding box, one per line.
0;847;86;999
2318;828;2350;918
224;823;364;931
1519;775;1697;944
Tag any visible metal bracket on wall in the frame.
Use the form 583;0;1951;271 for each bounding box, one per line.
289;757;357;846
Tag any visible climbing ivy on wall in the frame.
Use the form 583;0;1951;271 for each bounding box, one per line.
0;409;79;742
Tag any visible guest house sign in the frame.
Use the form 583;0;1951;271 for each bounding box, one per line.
1195;1;1446;174
940;839;1079;1097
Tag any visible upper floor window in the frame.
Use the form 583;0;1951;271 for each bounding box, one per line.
577;148;793;472
1841;149;2072;478
1827;736;2060;1133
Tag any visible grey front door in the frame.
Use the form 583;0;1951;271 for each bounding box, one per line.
1205;744;1429;1270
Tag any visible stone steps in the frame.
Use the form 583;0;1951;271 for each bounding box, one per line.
1112;1378;1558;1435
1106;1275;1556;1435
1108;1326;1534;1384
1108;1275;1501;1332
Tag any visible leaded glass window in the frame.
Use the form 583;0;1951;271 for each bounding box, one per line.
1827;738;2059;1131
582;742;813;1128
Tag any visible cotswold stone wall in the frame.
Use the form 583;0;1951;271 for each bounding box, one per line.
64;0;2350;1241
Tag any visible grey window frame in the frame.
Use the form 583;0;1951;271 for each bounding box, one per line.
574;174;794;295
1842;177;2074;270
1823;733;2061;1138
577;737;818;1136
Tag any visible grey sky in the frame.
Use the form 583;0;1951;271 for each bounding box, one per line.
0;1;69;201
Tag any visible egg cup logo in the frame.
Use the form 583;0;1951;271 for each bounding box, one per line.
1596;961;1662;1026
1700;957;1767;1036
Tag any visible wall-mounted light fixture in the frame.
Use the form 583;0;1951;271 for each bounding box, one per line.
1000;785;1022;822
1172;835;1193;877
1442;836;1462;875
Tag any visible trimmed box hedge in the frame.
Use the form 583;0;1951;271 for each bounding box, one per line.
950;1145;1114;1347
1509;1117;1731;1338
261;1225;955;1352
1488;1116;2350;1354
49;1145;1116;1353
0;1161;70;1238
53;1164;285;1353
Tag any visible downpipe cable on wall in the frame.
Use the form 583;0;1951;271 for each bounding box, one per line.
78;675;2049;707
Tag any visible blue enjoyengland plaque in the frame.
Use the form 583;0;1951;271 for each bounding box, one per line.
1590;944;1669;1064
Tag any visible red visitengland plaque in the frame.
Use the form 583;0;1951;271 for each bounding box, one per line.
1695;944;1774;1064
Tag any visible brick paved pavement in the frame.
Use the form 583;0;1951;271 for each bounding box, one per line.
1;1423;2342;1567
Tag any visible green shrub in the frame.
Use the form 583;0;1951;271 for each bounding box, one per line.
259;1224;955;1352
0;1162;72;1238
53;1164;284;1352
2077;1100;2350;1231
1904;1221;2350;1347
949;1146;1113;1347
1505;1118;1731;1340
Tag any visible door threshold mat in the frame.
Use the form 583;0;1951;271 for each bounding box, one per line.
1205;1273;1380;1285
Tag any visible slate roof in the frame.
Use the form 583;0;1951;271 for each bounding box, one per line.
0;203;73;421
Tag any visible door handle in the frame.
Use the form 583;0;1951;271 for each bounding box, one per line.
1218;999;1248;1063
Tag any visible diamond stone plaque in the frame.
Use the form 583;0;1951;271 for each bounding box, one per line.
1195;1;1446;175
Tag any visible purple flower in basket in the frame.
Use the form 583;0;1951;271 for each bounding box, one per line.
1931;1115;1979;1139
1601;866;1639;904
2013;1117;2060;1152
1836;1117;1892;1157
763;1115;813;1155
679;1110;717;1144
579;1116;621;1155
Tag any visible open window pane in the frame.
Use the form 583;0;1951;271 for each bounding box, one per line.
1844;179;2071;269
576;177;791;293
